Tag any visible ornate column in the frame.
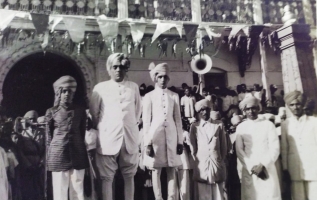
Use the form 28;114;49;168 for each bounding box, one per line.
118;0;128;18
276;24;317;102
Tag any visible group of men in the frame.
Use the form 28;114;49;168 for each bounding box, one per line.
1;52;317;200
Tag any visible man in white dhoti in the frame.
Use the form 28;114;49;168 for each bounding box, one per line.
235;96;281;200
90;53;142;200
281;91;317;200
189;99;228;200
143;62;183;200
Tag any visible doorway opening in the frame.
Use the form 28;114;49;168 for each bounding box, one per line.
2;52;86;118
193;67;227;88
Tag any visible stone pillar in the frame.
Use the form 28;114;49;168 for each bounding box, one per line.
276;24;317;102
191;0;201;23
117;0;128;18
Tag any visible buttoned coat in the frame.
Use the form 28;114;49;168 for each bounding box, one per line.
89;79;142;155
281;115;317;181
143;88;183;168
189;119;228;184
45;104;89;172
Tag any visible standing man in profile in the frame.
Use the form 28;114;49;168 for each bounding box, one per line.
90;53;142;200
281;91;317;200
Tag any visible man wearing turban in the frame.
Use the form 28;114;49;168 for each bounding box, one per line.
89;53;142;200
45;75;89;200
281;91;317;200
143;62;183;200
17;110;45;200
188;99;228;200
236;96;281;200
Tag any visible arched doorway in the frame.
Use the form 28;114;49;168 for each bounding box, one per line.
2;52;87;118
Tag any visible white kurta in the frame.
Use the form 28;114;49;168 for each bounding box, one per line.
143;87;183;168
235;118;281;200
0;147;9;200
89;79;142;155
181;95;196;118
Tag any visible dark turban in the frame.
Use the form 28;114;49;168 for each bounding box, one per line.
284;90;306;106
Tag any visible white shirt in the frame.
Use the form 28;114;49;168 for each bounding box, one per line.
89;79;142;155
181;95;196;118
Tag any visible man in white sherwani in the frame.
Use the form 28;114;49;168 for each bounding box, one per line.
281;91;317;200
89;53;142;200
235;96;281;200
143;62;183;200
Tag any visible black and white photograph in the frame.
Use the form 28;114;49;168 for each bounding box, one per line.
0;0;316;200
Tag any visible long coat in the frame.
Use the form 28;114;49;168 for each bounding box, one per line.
189;119;228;184
45;104;89;172
143;87;183;168
236;118;281;200
281;115;317;181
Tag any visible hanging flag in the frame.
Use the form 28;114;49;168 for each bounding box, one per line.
63;16;86;43
97;16;119;40
229;25;247;37
203;25;221;39
30;13;49;35
151;22;183;43
128;22;147;45
0;10;16;30
50;16;63;32
183;24;198;44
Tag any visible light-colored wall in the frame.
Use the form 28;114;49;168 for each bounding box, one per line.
96;38;283;90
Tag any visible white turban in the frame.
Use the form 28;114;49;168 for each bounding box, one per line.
149;62;170;82
284;90;306;106
195;99;212;112
106;53;130;72
239;96;260;111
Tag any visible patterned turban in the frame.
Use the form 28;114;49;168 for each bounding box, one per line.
53;76;77;106
284;90;306;106
106;53;130;72
24;110;39;119
53;76;77;94
195;99;212;112
149;62;170;82
239;96;260;111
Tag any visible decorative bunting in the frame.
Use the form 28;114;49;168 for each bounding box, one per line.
183;24;198;45
203;25;221;39
229;25;248;38
50;16;63;33
97;17;119;40
0;10;16;30
30;13;49;35
151;22;183;43
63;16;86;43
128;22;147;45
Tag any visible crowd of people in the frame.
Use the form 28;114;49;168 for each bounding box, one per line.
0;52;316;200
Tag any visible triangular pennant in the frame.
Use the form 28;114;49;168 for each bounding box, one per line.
97;17;119;40
63;17;86;43
30;13;49;35
0;10;16;30
50;16;63;32
128;22;147;44
151;22;182;43
183;24;198;44
203;25;221;39
229;25;247;37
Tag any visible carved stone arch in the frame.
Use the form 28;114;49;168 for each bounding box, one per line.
0;41;96;102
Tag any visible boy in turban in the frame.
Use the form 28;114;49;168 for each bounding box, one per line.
235;96;281;200
188;99;228;200
45;75;89;200
89;53;142;200
281;91;317;200
143;62;183;200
